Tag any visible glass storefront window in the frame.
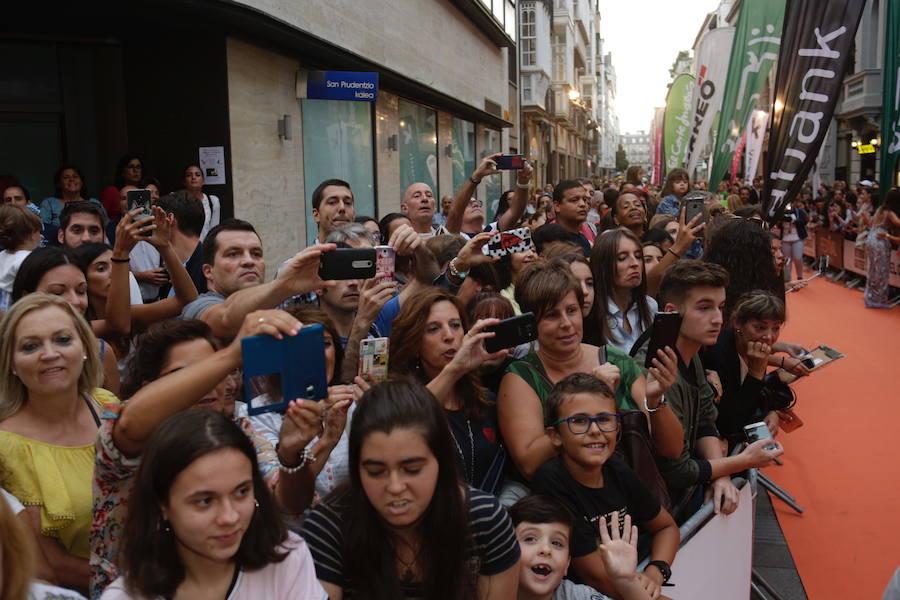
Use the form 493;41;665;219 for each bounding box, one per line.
301;99;375;245
451;117;476;195
398;99;438;194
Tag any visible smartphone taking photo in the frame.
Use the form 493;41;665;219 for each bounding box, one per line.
743;421;777;450
484;312;537;353
318;247;377;280
126;189;153;237
643;312;682;369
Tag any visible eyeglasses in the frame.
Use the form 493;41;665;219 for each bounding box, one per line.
469;199;483;208
551;413;621;434
126;163;142;170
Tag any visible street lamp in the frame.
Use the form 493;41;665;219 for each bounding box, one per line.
568;89;581;101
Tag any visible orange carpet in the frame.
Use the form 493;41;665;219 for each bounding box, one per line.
767;276;900;599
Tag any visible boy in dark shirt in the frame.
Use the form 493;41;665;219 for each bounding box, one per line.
532;374;679;599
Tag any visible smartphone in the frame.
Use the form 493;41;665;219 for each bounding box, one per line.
484;312;537;353
318;247;376;280
359;337;389;383
743;421;777;450
494;154;526;170
799;357;815;369
486;227;533;258
682;196;706;230
643;312;683;369
126;189;153;236
598;345;608;364
374;245;395;284
241;323;329;415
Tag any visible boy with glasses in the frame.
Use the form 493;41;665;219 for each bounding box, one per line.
532;373;679;599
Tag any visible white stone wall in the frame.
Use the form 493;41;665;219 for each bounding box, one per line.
226;37;307;278
233;0;507;116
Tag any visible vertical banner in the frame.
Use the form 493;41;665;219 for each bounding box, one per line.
762;0;866;224
687;27;736;176
744;110;769;182
730;128;747;184
709;0;784;191
651;107;665;185
664;73;696;171
880;0;900;194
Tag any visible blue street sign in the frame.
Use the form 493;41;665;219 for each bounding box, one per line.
307;71;378;102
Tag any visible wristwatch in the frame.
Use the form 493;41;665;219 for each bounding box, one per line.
647;560;672;584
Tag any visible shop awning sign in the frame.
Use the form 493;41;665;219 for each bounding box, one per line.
307;71;378;102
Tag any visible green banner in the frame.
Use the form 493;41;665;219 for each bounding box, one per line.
880;0;900;194
663;72;695;171
709;0;785;188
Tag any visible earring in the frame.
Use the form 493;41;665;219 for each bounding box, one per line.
254;499;260;510
12;371;17;376
83;354;88;361
158;519;172;533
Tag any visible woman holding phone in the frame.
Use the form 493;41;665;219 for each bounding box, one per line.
497;260;682;488
301;379;520;600
389;287;509;495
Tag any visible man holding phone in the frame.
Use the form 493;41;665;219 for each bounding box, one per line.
181;218;336;341
441;153;532;238
632;260;783;516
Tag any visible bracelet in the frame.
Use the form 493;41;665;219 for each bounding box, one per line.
449;256;469;278
470;176;482;185
667;248;681;259
110;257;131;263
515;182;530;189
277;447;316;474
644;395;668;413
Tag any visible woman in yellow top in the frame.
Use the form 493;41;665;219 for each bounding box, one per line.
0;293;117;595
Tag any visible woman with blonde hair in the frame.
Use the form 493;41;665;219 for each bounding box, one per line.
726;193;746;213
0;294;116;595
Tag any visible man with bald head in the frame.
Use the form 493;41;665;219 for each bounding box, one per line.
401;182;436;237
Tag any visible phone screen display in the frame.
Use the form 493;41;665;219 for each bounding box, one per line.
743;421;777;450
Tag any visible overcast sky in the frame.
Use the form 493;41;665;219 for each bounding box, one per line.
598;0;721;134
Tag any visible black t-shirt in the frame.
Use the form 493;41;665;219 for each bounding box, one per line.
532;456;661;558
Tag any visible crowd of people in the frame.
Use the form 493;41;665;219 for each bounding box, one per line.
0;151;897;600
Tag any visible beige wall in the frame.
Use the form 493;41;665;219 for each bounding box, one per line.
226;37;306;278
234;0;507;116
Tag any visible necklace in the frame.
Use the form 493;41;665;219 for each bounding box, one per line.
450;418;475;485
395;539;422;582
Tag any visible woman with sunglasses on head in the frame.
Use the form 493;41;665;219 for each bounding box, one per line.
300;379;521;600
100;409;326;600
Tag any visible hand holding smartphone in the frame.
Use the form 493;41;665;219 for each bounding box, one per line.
242;324;329;415
484;312;537;353
494;154;525;170
318;247;377;280
126;189;153;237
359;337;389;383
743;421;778;451
642;312;682;369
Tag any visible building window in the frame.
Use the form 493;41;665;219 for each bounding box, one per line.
521;8;535;66
398;99;438;194
523;75;532;103
552;33;566;82
301;99;375;245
